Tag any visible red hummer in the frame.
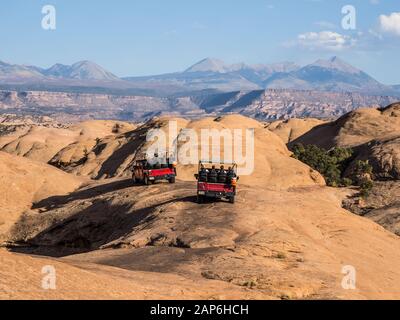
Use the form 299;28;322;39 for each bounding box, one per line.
194;161;239;204
132;157;177;185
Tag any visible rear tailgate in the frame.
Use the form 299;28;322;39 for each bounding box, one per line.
198;182;234;193
148;168;175;177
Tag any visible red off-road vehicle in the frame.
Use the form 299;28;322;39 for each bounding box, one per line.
194;161;239;204
132;158;177;185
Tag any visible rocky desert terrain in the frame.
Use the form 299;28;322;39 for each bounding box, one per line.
1;111;400;300
289;103;400;235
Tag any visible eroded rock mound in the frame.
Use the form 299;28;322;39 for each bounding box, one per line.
266;118;326;144
290;103;400;237
347;137;400;180
8;178;400;299
0;152;82;241
0;248;258;300
0;120;136;163
50;115;324;190
291;103;400;149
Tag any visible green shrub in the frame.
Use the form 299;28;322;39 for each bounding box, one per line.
342;178;353;187
292;144;354;187
292;144;374;196
359;179;374;198
353;160;373;178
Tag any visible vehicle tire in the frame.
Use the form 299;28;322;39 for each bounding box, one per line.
132;174;137;184
229;196;235;204
144;176;151;186
169;177;176;184
197;195;204;204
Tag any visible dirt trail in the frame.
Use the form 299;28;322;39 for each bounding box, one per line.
7;178;400;300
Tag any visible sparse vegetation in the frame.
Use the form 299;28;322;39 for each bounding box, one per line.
359;179;374;198
112;123;121;134
292;144;374;196
292;144;354;187
275;252;287;259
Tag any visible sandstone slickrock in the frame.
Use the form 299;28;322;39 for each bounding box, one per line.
2;113;400;300
265;118;326;144
0;152;83;241
291;103;400;149
0;248;261;300
7;178;400;299
0;120;136;163
47;115;325;189
290;103;400;238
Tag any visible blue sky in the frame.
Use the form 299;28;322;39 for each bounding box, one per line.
0;0;399;83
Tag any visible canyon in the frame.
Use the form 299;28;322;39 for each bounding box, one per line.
0;89;398;122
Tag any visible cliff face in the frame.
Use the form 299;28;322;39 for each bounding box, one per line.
221;89;400;120
0;89;398;122
0;90;168;110
0;90;177;121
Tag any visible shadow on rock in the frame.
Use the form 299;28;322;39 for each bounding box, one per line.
32;179;136;211
9;184;197;258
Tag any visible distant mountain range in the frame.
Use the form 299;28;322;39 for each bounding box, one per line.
125;57;399;96
41;61;120;81
0;60;119;81
0;57;399;97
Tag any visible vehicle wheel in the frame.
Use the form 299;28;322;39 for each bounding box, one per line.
144;176;151;185
197;195;204;204
132;174;137;184
229;196;235;204
169;177;176;184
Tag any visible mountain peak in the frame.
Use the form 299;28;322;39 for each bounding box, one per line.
72;60;97;67
45;60;119;81
309;57;361;74
0;60;10;67
185;58;227;73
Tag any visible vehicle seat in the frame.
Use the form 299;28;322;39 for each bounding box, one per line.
208;170;217;183
218;170;227;183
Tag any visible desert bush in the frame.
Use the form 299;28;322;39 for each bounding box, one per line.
359;179;374;198
292;144;353;187
112;123;121;134
342;178;353;187
292;144;374;196
353;160;373;177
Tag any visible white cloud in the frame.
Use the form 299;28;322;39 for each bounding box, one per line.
295;31;354;51
379;12;400;36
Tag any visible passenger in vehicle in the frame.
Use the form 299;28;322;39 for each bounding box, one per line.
208;165;218;183
227;167;236;183
154;162;161;169
218;165;227;183
199;164;208;182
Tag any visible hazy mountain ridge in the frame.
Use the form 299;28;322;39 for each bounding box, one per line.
1;57;398;96
124;58;302;91
0;60;119;82
125;56;399;96
0;61;45;80
0;57;398;122
264;57;391;95
43;61;120;81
